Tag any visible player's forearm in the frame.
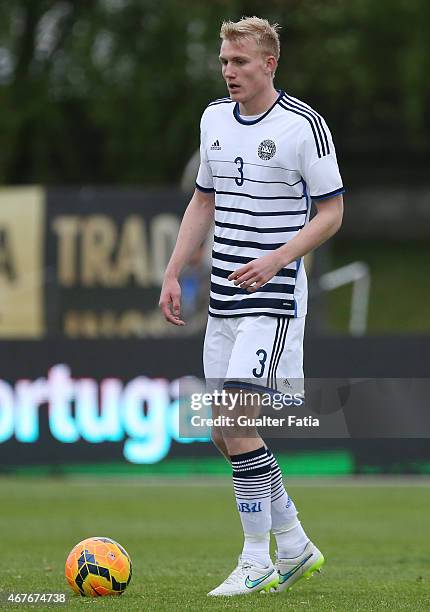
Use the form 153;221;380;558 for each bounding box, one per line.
164;189;215;279
277;195;343;267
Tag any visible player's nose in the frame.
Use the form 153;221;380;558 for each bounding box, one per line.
223;63;235;78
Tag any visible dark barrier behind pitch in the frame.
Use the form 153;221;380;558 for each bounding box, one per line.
0;336;429;469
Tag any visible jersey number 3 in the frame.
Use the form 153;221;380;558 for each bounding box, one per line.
234;156;244;186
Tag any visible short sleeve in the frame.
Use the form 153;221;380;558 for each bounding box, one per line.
195;112;214;193
297;117;344;201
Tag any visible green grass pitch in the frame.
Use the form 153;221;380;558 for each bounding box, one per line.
0;477;429;611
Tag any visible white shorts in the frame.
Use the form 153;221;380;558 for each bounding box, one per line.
203;315;305;393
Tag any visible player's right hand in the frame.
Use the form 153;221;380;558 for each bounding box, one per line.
159;276;185;326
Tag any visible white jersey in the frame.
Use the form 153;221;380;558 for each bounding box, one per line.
196;90;344;319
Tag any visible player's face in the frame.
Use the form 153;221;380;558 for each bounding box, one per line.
219;38;275;106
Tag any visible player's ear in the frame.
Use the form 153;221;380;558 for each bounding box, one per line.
265;55;277;76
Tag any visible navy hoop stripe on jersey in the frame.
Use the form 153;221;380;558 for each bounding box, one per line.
211;282;295;296
216;189;305;201
216;205;307;217
211;250;282;267
212;252;297;278
278;99;328;158
209;310;295;318
285;94;330;156
214;236;292;250
215;220;304;234
210;296;295;311
211;265;235;279
209;159;300;172
211;266;295;283
213;174;303;187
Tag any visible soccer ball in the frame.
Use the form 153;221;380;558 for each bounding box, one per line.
65;537;132;597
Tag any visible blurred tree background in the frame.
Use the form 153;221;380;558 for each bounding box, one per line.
1;0;430;186
1;0;429;333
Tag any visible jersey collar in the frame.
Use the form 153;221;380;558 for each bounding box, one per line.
233;90;285;125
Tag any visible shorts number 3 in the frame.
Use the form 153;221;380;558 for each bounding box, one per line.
252;349;267;378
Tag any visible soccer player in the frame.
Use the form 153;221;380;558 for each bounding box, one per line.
159;16;344;597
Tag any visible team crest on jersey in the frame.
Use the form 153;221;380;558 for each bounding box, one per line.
258;139;276;160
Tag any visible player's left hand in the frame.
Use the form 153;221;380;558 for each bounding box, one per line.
228;252;285;292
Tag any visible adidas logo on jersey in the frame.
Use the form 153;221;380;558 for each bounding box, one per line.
210;139;221;150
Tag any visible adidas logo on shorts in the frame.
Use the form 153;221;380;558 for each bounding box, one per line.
210;139;221;150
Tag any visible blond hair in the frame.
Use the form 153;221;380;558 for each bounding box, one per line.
220;16;281;61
